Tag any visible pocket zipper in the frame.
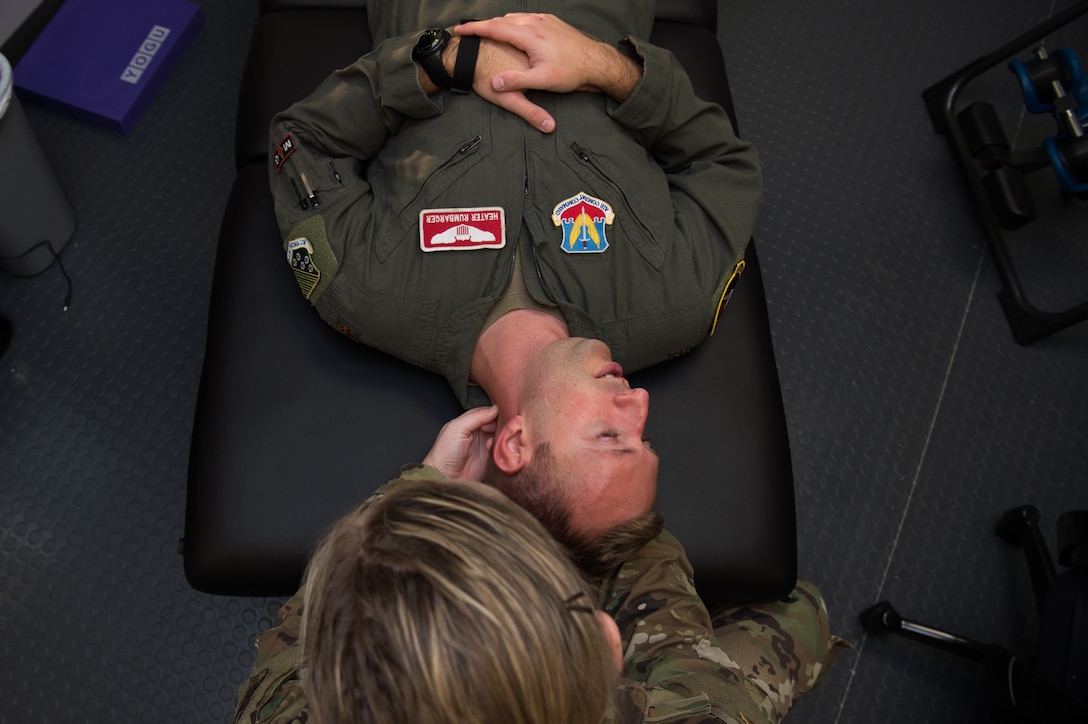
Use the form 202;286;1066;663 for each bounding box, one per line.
569;142;653;240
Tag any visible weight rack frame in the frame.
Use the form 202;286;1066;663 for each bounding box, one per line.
923;0;1088;344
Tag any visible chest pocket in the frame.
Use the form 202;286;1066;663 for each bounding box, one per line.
556;139;672;271
371;132;492;263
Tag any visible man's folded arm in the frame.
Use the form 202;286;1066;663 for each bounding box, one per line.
610;38;763;300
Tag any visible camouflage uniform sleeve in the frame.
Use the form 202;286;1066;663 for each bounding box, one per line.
232;466;444;723
389;463;449;484
233;593;307;724
597;529;775;724
706;580;852;721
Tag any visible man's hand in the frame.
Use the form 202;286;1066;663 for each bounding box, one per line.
456;14;643;104
422;405;499;481
420;35;556;132
471;36;558;133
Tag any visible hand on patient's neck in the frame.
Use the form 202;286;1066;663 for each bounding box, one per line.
470;310;569;420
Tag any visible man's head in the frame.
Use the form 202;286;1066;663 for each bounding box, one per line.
485;337;662;570
301;478;620;724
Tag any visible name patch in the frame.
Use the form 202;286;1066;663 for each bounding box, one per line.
420;207;506;252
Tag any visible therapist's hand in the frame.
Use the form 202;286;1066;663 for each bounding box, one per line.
422;405;499;481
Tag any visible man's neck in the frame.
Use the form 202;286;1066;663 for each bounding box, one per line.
470;309;569;418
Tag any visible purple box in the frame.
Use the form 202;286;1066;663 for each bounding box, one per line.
13;0;203;134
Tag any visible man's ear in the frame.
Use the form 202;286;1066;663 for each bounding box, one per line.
492;415;529;474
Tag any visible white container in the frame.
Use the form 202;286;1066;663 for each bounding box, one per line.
0;52;75;276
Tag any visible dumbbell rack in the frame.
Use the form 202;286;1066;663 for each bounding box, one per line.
923;0;1088;344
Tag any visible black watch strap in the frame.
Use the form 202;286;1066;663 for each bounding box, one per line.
418;51;453;90
451;35;480;95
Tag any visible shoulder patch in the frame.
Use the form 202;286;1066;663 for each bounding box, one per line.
284;215;338;302
273;133;296;174
287;237;321;298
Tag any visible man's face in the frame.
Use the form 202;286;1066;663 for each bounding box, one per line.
521;338;659;537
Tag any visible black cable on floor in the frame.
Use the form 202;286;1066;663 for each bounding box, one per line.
0;240;73;312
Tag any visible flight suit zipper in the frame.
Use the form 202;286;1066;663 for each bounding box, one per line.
523;171;558;304
528;243;556;303
458;136;483;155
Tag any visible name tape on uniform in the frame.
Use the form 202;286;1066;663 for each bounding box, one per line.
420;207;506;252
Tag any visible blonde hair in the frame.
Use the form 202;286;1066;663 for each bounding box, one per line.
301;478;616;724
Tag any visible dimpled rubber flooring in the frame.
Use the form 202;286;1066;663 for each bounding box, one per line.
0;0;1086;721
717;0;1088;722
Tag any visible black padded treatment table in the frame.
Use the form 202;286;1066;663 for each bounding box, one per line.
183;0;797;606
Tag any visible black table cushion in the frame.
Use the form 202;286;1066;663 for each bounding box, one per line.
184;0;796;605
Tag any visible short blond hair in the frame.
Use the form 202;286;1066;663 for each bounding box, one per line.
301;478;616;724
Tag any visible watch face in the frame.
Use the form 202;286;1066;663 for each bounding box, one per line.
414;28;449;58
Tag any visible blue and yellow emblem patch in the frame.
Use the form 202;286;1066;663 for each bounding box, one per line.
552;192;614;254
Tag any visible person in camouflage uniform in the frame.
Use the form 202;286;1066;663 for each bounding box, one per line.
235;410;848;724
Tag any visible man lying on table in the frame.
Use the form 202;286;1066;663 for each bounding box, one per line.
269;3;760;556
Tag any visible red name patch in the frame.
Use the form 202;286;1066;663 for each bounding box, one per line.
420;207;506;252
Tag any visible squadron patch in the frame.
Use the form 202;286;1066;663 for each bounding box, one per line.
287;237;321;298
273;133;296;174
420;207;506;251
284;216;337;302
552;192;614;254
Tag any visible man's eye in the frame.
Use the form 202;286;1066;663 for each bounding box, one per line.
598;431;620;439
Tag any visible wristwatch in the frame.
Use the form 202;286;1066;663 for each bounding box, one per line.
412;28;454;90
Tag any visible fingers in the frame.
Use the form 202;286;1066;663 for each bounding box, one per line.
490;69;546;93
452;404;499;434
479;86;555;132
430;405;497;451
465;36;556;132
423;406;498;478
457;14;621;98
455;14;545;43
456;18;553;64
